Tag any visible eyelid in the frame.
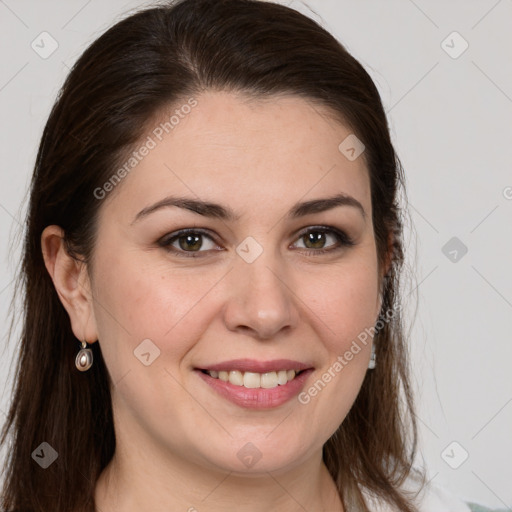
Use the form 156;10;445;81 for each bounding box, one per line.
158;225;355;257
292;225;355;247
158;228;220;255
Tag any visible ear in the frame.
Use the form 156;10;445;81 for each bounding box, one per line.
376;231;395;316
41;225;98;344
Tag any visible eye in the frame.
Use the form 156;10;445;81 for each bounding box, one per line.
158;229;219;258
158;226;355;258
292;226;355;255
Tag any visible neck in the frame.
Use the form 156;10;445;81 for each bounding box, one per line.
94;442;344;512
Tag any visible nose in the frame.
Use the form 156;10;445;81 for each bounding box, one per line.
222;252;300;340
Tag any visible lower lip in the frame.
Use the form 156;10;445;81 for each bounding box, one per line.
195;369;314;409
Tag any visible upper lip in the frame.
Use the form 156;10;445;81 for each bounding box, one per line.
197;359;314;373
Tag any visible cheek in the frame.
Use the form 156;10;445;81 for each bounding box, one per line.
91;252;223;363
303;261;380;350
294;263;378;431
93;247;379;348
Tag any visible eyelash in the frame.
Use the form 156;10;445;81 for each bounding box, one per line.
158;226;355;258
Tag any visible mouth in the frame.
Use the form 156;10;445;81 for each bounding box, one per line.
193;359;314;409
198;368;308;389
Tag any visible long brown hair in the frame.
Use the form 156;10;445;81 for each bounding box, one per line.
1;0;425;510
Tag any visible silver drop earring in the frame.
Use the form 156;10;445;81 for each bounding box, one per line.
368;344;376;370
75;340;93;372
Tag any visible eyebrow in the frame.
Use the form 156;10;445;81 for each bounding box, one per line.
131;193;366;225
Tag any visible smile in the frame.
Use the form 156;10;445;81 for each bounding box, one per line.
195;367;314;409
201;369;303;389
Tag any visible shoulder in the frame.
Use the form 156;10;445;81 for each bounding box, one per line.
360;472;507;512
466;504;512;512
408;479;472;511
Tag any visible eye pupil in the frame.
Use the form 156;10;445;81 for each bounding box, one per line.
179;234;202;251
305;231;326;249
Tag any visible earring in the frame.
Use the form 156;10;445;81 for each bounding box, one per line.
75;340;93;372
368;344;376;370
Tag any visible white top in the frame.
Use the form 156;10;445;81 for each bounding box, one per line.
361;474;471;512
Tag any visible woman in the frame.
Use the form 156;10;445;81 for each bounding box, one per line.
0;0;490;510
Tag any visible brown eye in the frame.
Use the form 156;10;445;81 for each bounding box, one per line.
159;229;218;257
293;227;355;254
177;233;203;252
302;231;329;249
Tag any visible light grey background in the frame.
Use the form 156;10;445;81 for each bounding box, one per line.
0;0;511;508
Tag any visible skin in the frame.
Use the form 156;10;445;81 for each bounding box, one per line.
41;91;388;512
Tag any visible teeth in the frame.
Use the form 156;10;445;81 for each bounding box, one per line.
277;370;288;385
206;369;299;388
243;371;260;388
229;370;244;386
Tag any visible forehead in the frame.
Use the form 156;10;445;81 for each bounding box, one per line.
101;90;371;221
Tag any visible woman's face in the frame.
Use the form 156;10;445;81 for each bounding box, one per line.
87;91;382;475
